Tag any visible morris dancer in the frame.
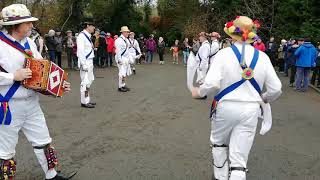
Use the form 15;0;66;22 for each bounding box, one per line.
209;32;221;64
191;16;282;180
77;21;96;108
196;32;211;85
128;31;141;74
0;4;76;179
115;26;131;92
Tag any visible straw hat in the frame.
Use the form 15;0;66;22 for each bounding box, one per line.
120;26;130;32
224;16;260;43
0;4;38;26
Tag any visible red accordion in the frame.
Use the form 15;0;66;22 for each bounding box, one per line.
23;58;68;97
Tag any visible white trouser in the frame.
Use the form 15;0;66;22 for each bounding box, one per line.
210;101;260;180
80;60;94;104
129;54;136;71
196;61;209;84
0;95;57;179
117;56;132;88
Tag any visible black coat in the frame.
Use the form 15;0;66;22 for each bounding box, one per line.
45;35;57;51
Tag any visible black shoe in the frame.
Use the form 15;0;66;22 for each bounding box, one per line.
81;103;95;108
133;69;136;74
118;87;128;92
198;95;207;100
124;86;131;91
46;171;77;180
89;102;96;106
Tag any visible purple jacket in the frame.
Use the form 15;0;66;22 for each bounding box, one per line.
145;38;157;52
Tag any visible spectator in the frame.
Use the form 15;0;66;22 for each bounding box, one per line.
158;37;165;65
170;40;179;64
105;32;114;67
54;28;63;67
286;39;299;87
92;29;100;67
98;31;108;67
266;36;277;66
63;30;76;69
311;44;320;88
182;37;191;66
72;33;79;70
145;34;157;64
277;39;287;72
45;29;57;62
253;38;266;52
294;38;317;92
137;34;146;64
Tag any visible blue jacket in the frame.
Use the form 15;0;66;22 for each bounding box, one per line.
294;42;317;67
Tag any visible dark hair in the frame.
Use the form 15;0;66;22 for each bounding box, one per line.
4;25;20;35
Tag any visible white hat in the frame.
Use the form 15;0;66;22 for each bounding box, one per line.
0;4;38;26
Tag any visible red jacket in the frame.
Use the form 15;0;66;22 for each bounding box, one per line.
254;42;266;52
106;37;114;53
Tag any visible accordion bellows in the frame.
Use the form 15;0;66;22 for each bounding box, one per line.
23;58;67;97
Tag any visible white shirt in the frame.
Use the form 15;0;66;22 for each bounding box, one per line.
210;39;220;56
198;41;282;103
128;38;141;55
196;40;211;64
115;35;130;63
76;30;94;65
0;31;42;99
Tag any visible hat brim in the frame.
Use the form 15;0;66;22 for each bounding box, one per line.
120;30;130;32
0;17;38;25
224;27;254;44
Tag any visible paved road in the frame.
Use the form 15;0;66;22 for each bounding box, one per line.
15;58;320;180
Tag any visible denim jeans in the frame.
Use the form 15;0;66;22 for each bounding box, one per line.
295;67;311;91
48;50;55;63
183;51;190;65
146;50;153;64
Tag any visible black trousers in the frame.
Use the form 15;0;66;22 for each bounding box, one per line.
55;51;62;67
311;66;320;86
159;52;164;62
66;48;73;68
289;65;296;84
107;52;113;66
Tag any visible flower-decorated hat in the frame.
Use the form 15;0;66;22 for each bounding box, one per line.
224;16;260;43
0;4;38;26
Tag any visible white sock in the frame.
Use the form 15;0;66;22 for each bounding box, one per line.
34;148;57;179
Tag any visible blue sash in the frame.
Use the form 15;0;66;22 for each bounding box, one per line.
0;32;31;125
81;32;93;59
210;45;261;118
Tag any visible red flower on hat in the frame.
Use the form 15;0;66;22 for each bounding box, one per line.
253;20;261;29
226;22;234;28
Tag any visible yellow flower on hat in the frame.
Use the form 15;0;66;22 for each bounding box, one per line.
224;16;260;43
248;32;256;39
228;26;236;33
